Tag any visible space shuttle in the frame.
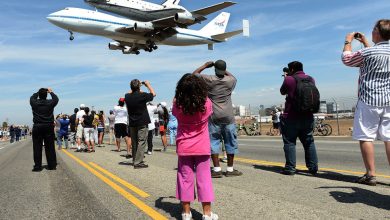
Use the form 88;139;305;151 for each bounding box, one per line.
84;0;236;27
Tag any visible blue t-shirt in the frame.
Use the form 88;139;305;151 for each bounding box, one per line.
59;118;70;133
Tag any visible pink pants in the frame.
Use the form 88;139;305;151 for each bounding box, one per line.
176;155;214;202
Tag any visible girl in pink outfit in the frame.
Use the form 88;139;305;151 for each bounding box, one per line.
172;74;218;220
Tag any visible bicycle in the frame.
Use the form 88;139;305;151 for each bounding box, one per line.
313;118;332;136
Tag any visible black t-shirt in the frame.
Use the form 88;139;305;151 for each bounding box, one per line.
82;115;94;128
125;91;154;127
69;114;77;132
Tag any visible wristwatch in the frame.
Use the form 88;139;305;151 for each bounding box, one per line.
344;40;351;45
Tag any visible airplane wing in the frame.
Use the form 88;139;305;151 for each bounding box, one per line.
151;1;236;28
191;1;236;16
115;26;178;41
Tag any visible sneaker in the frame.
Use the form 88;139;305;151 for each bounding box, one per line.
211;170;223;178
225;169;243;177
134;163;149;169
308;169;318;176
219;157;227;163
147;151;152;155
32;167;43;172
202;212;218;220
181;212;192;220
281;168;295;176
356;174;376;186
163;147;167;152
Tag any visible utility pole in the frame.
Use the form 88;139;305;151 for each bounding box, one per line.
332;98;340;136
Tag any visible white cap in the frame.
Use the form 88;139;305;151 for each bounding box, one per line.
80;104;86;108
160;102;167;107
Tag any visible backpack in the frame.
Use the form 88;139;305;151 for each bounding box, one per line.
292;75;320;113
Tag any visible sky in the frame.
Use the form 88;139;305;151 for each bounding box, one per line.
1;0;390;126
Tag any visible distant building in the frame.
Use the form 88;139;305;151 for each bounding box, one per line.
233;105;247;117
319;101;327;113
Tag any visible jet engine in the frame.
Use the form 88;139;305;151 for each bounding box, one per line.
133;22;154;32
174;12;195;24
108;42;122;50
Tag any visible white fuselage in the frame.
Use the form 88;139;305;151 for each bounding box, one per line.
85;0;185;22
47;8;220;47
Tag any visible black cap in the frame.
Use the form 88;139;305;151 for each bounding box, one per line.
214;60;226;77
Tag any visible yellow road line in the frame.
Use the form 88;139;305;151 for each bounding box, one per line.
234;157;390;179
62;150;168;220
89;162;150;198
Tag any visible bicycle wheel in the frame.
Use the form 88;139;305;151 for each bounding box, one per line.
313;127;319;136
319;126;328;136
237;129;246;136
323;124;332;136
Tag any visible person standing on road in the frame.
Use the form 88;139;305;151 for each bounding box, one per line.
342;19;390;186
173;74;218;220
68;108;79;149
30;87;59;171
167;109;178;146
57;114;70;150
124;79;155;169
146;102;157;155
82;107;95;153
75;104;86;152
157;102;169;151
108;110;116;145
113;98;132;156
193;60;242;178
279;61;319;176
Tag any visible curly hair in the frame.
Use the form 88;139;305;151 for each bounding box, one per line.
175;73;208;115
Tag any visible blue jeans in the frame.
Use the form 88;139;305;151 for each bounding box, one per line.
280;116;318;172
209;120;238;155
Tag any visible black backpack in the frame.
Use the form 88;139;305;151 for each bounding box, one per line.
292;75;320;113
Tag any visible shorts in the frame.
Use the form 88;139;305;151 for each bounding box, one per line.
68;131;76;143
353;100;390;141
209;120;238;155
98;128;105;133
273;122;280;129
76;125;84;139
114;123;128;138
83;128;95;142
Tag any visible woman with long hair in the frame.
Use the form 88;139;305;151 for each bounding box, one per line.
173;74;218;220
97;111;106;147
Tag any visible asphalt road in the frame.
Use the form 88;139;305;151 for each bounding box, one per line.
0;136;389;220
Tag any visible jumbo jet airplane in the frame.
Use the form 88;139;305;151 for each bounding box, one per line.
84;0;236;27
47;7;249;55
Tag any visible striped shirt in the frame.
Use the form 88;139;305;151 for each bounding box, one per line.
342;41;390;107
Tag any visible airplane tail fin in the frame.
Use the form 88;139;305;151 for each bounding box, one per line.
200;12;230;36
162;0;180;6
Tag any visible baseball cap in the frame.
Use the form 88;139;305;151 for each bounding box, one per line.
214;60;226;77
80;104;85;108
119;97;125;102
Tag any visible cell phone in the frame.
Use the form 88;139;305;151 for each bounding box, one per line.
206;62;214;68
141;81;146;85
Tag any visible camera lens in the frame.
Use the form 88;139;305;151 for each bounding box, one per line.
354;33;361;39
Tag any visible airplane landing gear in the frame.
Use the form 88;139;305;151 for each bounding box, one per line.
69;31;74;41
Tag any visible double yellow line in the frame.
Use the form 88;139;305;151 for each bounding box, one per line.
62;150;167;220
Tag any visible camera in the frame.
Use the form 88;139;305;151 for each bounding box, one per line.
282;67;290;77
354;33;362;39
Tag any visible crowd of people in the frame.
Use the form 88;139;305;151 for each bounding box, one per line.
0;125;30;143
27;19;390;220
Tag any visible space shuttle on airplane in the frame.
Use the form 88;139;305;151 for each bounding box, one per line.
47;7;249;55
84;0;236;27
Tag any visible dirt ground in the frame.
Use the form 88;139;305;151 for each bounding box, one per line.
255;119;354;136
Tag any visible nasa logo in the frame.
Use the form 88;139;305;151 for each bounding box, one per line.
214;14;226;27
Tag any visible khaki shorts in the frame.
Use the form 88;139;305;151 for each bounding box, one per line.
76;125;84;139
353;100;390;141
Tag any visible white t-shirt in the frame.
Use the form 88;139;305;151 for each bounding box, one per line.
147;105;157;131
114;105;128;125
76;110;86;125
